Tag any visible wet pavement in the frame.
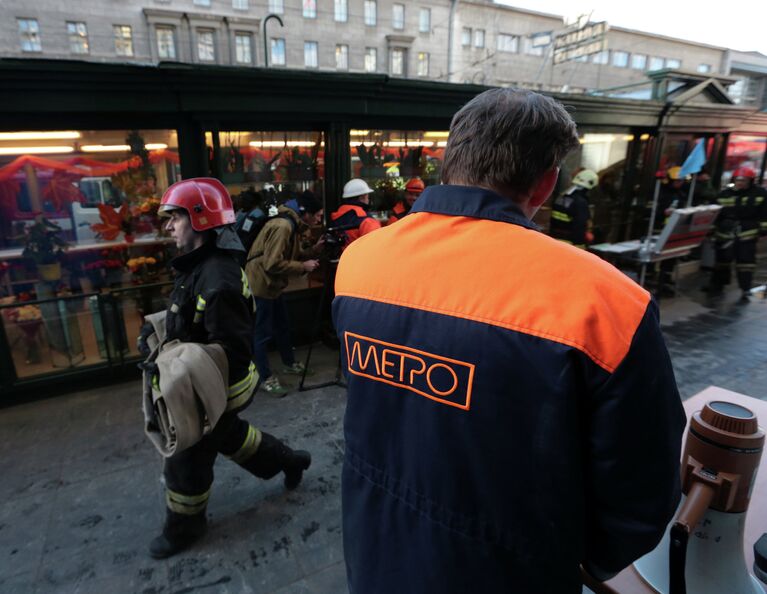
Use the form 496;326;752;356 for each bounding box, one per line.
1;270;766;594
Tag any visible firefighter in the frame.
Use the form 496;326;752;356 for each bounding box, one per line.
548;169;597;248
146;178;311;559
653;166;689;297
330;178;381;245
333;88;684;593
709;166;767;301
388;177;425;225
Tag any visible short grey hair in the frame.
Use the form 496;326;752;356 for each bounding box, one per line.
441;88;579;198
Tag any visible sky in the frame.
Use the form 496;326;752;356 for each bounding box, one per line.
495;0;767;55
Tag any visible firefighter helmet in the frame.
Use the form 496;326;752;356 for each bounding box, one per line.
342;178;375;199
732;166;756;180
405;178;426;195
666;166;683;181
159;178;236;232
573;169;598;190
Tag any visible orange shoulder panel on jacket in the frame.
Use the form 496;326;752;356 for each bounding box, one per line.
336;212;650;373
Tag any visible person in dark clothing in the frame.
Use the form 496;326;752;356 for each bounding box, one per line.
549;168;597;248
709;166;767;301
652;166;688;297
244;193;323;395
144;178;311;559
333;88;685;593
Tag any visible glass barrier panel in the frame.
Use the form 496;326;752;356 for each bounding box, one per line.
348;129;447;223
724;135;766;188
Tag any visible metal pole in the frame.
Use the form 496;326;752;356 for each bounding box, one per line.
446;0;458;82
642;176;663;258
262;14;284;68
686;174;697;208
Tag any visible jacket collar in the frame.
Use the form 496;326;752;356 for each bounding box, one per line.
171;241;217;273
340;199;370;212
278;204;305;228
410;185;539;230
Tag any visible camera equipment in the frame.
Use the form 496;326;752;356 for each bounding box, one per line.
319;222;358;263
298;222;357;391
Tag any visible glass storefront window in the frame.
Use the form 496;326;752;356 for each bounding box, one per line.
348;129;447;215
723;135;766;187
0;129;180;383
539;131;633;244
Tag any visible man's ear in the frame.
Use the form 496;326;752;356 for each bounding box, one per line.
529;167;560;208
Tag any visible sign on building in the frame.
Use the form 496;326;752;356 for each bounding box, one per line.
553;21;608;65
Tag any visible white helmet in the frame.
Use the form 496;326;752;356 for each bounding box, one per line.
572;169;598;190
342;178;374;199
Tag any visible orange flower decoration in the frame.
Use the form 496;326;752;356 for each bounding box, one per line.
91;203;140;241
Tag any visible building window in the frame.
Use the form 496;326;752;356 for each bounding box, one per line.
611;50;629;68
631;54;647;70
523;33;549;56
364;0;377;26
271;38;286;65
592;50;609;64
268;0;284;13
649;56;665;70
233;0;248;9
304;41;318;68
392;4;405;30
113;25;134;57
697;63;712;74
474;29;485;49
419;8;430;33
666;58;681;69
497;33;518;53
156;26;176;59
303;0;317;18
67;21;89;54
417;52;429;76
334;0;348;22
197;30;216;62
335;44;349;70
391;48;405;76
17;18;41;52
194;0;211;5
235;33;253;64
461;27;471;47
364;47;377;72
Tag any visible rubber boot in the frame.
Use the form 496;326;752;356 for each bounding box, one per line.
243;432;311;490
149;510;207;559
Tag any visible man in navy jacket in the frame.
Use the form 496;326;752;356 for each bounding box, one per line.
333;88;685;593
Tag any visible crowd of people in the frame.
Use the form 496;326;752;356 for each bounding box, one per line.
135;86;765;592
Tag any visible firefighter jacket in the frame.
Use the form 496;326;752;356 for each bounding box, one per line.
330;200;381;244
549;186;590;246
167;241;257;413
387;200;410;225
333;184;686;594
714;185;767;243
244;206;307;299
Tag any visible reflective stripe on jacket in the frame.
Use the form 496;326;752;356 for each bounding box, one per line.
167;242;257;412
716;186;767;241
333;185;685;594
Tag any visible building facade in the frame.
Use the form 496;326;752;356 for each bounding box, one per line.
2;0;766;108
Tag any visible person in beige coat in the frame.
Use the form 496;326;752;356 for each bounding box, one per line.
245;192;323;395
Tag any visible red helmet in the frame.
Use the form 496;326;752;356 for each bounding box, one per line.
732;166;756;180
405;178;425;195
159;178;235;232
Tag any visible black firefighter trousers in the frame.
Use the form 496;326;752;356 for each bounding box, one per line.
161;410;296;531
